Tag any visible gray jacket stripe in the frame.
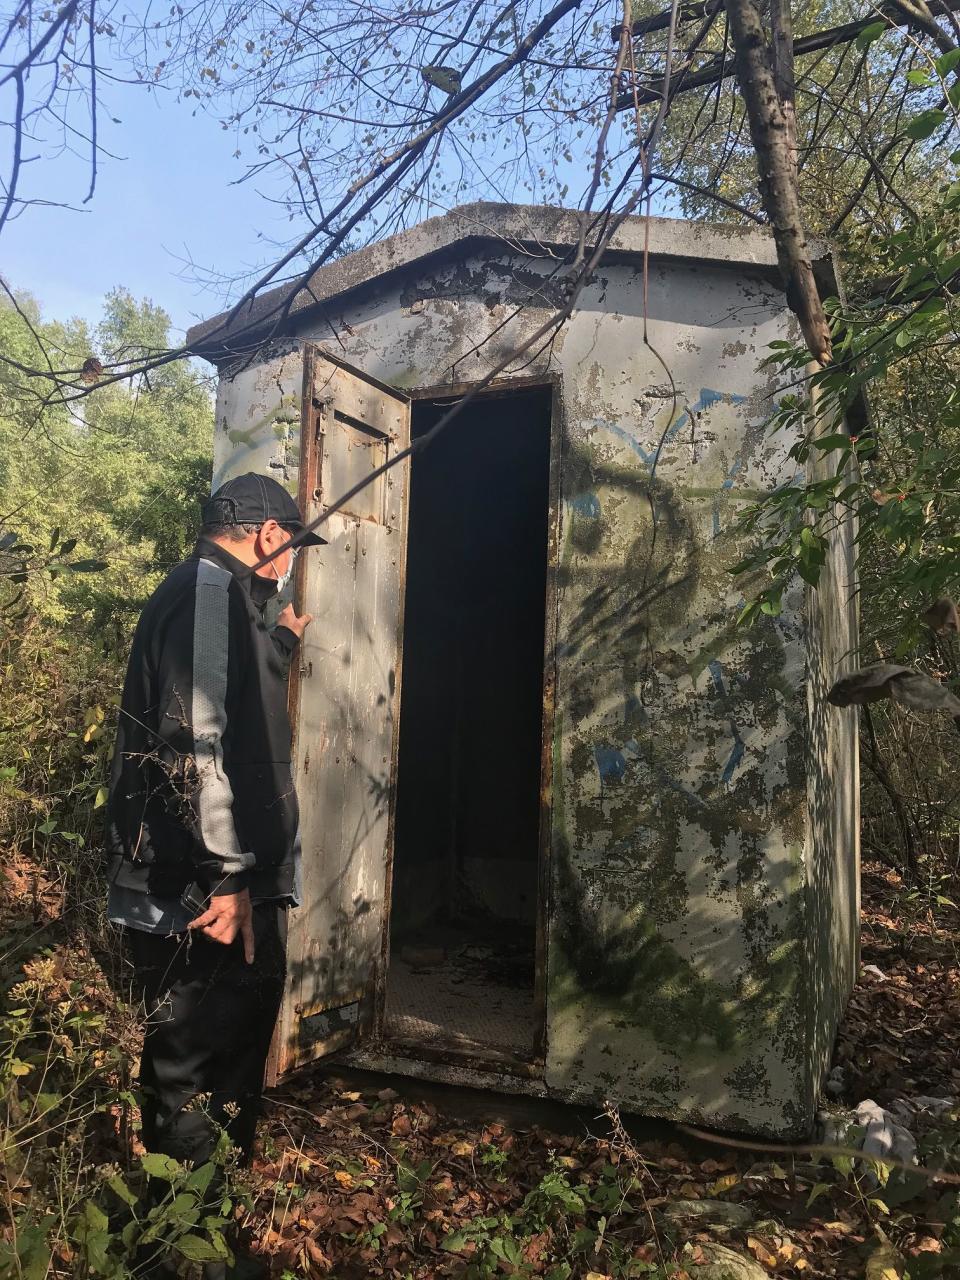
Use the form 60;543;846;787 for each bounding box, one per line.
192;559;254;875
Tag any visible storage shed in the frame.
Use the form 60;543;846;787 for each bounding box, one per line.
187;202;860;1137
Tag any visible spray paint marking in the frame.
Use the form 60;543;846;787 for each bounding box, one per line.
593;388;748;472
709;660;745;784
571;493;601;517
713;458;745;537
720;722;746;785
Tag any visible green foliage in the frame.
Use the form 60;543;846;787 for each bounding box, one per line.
0;287;216;1273
0;286;212;879
434;1155;673;1279
726;81;960;872
733;173;960;641
0;933;245;1277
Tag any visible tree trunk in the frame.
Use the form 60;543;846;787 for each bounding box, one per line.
725;0;832;364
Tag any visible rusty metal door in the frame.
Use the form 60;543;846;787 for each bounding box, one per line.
272;346;410;1076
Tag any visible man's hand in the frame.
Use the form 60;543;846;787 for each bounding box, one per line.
188;888;255;963
277;604;313;640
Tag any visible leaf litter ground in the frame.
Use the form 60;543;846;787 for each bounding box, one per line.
243;863;960;1279
3;856;959;1278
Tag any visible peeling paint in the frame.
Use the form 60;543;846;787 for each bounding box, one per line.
209;231;858;1139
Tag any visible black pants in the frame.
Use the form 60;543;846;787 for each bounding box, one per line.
129;904;286;1166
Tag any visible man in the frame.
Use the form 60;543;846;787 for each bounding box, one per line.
107;472;323;1277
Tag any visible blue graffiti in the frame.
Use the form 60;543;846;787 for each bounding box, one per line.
720;720;746;786
625;693;646;724
708;659;726;697
593;387;748;474
714;457;745;537
709;660;745;783
571;492;601;517
594;745;628;784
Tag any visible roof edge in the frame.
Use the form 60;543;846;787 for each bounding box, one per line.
187;201;825;358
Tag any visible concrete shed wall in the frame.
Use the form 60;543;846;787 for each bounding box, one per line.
213;238;858;1135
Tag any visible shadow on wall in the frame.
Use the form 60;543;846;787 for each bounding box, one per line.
546;435;818;1132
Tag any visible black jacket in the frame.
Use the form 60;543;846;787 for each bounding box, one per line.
107;538;300;902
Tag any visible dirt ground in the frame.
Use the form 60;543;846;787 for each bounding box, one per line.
3;855;959;1277
239;862;960;1278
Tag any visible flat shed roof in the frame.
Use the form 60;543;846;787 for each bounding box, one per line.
186;202;830;359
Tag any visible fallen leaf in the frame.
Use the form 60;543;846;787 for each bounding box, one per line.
707;1172;741;1195
914;1237;942;1254
865;1241;904;1280
747;1235;778;1268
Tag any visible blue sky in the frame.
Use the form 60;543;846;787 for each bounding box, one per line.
4;85;297;341
4;75;679;343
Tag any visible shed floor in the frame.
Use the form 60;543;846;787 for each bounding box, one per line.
384;941;536;1060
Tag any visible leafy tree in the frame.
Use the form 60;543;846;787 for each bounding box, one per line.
0;286;213;867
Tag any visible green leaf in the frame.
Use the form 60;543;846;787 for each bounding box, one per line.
84;1201;109;1233
107;1173;138;1206
141;1152;182;1181
937;49;960;76
856;20;888;49
905;108;948;139
67;558;109;573
94;786;108;810
907;69;933;87
812;434;851;452
420;64;462;94
186;1161;217;1195
174;1234;225;1262
442;1232;469;1252
204;1230;231;1260
806;1181;831;1207
18;1228;53;1280
57;537;77;557
865;1241;904;1279
35;1092;62;1114
48;526;60;551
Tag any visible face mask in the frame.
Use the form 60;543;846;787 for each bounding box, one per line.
273;544;298;593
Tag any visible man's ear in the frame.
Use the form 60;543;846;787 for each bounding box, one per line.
257;519;281;551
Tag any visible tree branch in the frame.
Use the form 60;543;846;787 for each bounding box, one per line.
725;0;831;363
615;0;960;110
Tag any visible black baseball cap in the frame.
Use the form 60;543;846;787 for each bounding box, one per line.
202;473;327;545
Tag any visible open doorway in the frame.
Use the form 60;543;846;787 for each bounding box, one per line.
383;385;553;1062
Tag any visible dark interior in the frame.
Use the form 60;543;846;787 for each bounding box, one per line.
385;387;552;1053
